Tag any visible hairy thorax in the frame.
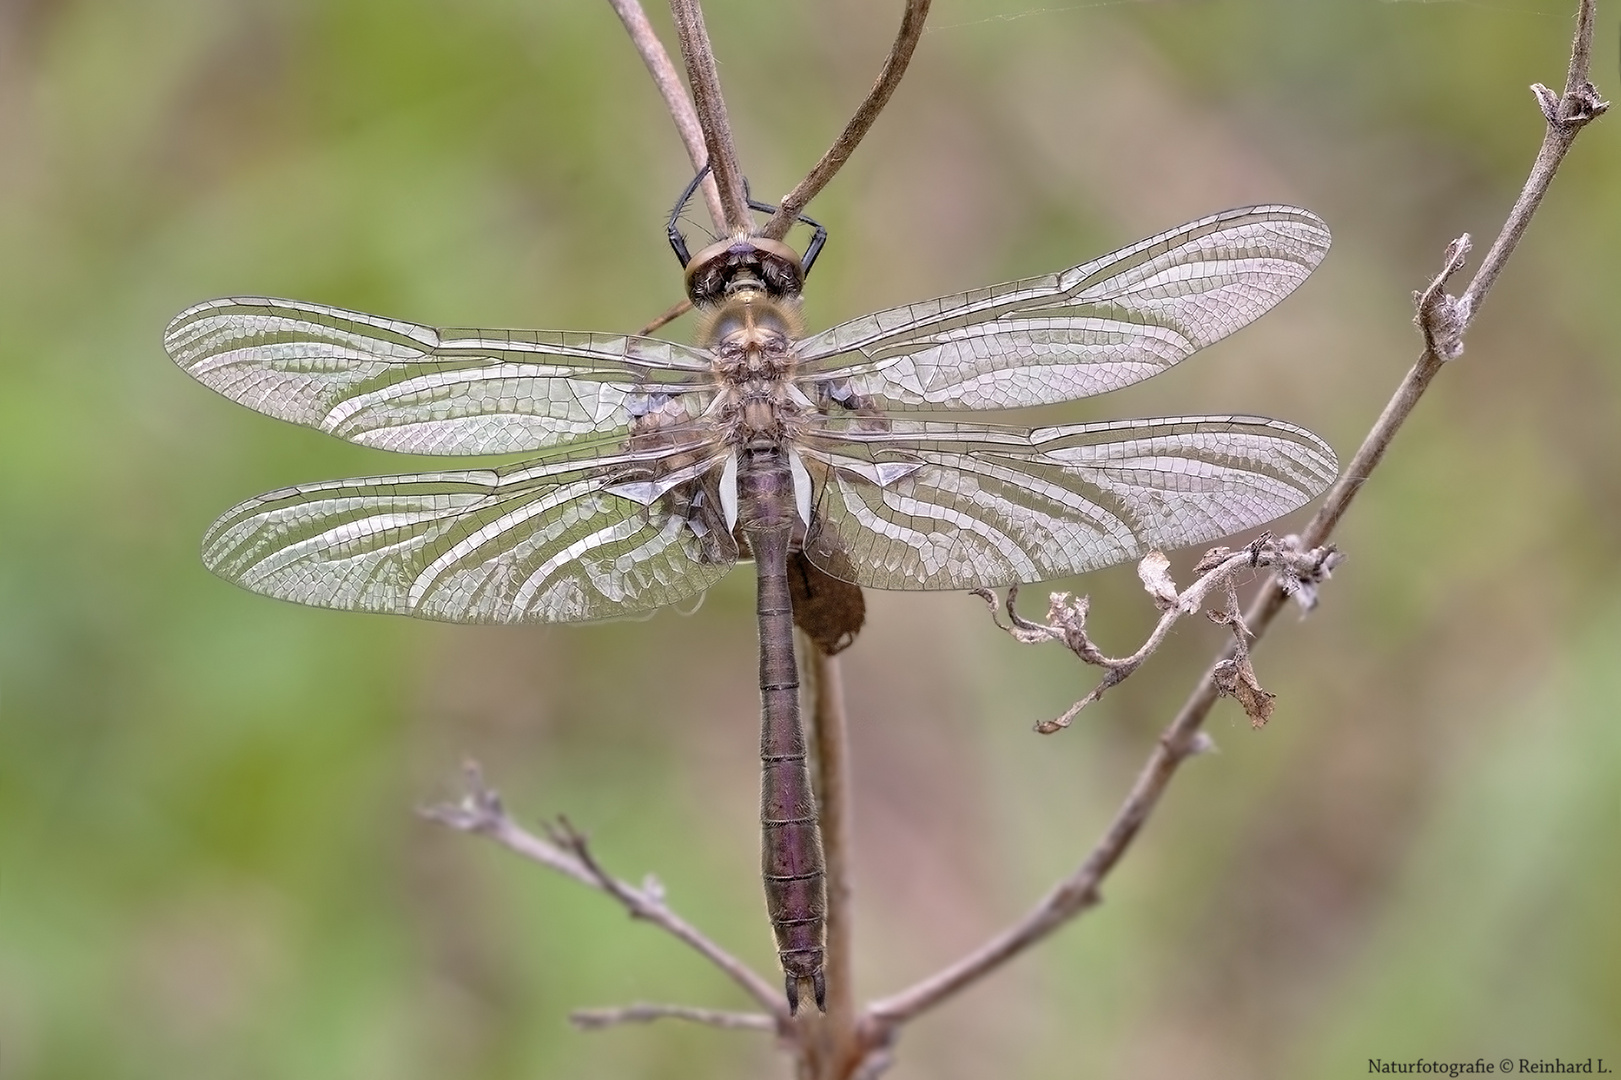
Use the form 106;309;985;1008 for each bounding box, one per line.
700;288;805;443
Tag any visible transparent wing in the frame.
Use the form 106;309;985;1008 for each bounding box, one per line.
200;441;739;624
794;206;1329;412
165;296;716;455
794;416;1336;590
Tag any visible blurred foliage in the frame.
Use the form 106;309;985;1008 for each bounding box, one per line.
1;0;1617;1077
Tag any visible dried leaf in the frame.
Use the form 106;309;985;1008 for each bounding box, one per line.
1213;656;1276;728
1193;546;1234;575
790;552;865;655
1136;551;1179;610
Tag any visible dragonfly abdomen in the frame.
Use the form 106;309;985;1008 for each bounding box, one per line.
741;446;827;1014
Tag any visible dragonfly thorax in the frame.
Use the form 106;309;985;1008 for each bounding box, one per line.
703;286;803;439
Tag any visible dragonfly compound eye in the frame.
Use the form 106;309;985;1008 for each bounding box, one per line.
684;236;806;306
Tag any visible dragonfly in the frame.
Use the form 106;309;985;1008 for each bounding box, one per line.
166;189;1337;1014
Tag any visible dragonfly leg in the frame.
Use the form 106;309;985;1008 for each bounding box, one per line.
666;161;713;269
742;179;828;279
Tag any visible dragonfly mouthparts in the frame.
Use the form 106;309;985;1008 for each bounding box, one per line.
684;235;806;307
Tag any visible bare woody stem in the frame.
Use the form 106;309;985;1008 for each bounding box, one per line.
761;0;932;242
668;0;750;231
868;0;1605;1025
570;1003;776;1032
1462;0;1605;322
421;764;792;1024
605;0;726;230
804;645;862;1074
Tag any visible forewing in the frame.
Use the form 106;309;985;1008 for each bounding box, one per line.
166;297;714;455
795;206;1329;412
795;417;1337;590
200;444;739;624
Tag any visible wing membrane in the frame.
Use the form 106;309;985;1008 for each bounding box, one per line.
166;297;715;455
201;445;738;624
795;206;1329;412
795;416;1337;590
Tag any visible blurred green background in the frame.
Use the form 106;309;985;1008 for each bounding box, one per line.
2;0;1617;1077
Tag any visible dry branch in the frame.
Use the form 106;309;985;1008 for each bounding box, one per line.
570;1003;776;1032
805;645;862;1071
867;0;1605;1027
669;0;749;231
973;536;1338;733
605;0;726;231
762;0;933;242
420;763;790;1024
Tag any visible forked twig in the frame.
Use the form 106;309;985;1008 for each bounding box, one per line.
420;763;790;1024
973;536;1338;733
469;3;931;1055
640;3;936;1065
618;0;932;328
868;0;1605;1026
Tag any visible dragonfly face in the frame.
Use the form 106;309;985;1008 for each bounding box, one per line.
684;234;806;305
167;203;1339;1012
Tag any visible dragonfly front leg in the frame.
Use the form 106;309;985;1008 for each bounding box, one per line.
742;181;828;279
666;161;713;269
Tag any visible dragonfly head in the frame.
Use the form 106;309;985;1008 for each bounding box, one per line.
684;235;804;307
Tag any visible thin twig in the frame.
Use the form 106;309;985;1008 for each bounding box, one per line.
868;0;1605;1024
604;0;726;231
1309;7;1603;551
849;1042;897;1080
421;763;790;1023
804;645;863;1075
1462;0;1606;322
638;295;694;336
972;538;1336;734
570;1002;776;1032
668;0;750;231
762;0;933;242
